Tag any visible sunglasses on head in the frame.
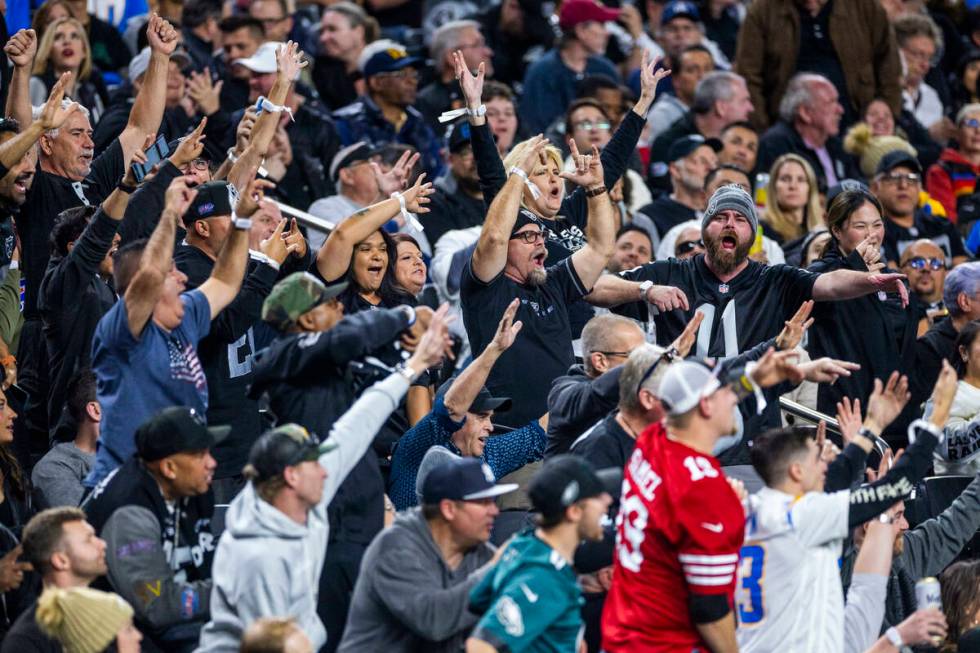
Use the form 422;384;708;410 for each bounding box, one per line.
675;240;703;255
636;347;680;396
904;256;945;271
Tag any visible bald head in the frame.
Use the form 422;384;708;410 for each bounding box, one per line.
900;239;947;304
581;315;646;377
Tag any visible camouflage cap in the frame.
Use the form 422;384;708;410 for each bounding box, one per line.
246;423;339;483
261;272;347;330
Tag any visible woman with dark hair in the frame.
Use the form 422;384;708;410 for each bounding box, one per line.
927;321;980;475
940;560;980;651
391;233;427;298
0;379;37;637
808;189;920;445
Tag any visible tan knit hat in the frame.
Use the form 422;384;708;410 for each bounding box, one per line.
843;122;918;179
35;587;135;653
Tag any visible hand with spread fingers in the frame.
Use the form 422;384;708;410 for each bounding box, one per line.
559;140;604;190
775;300;814;351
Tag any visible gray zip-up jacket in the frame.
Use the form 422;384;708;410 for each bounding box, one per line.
194;372;411;653
336;508;496;653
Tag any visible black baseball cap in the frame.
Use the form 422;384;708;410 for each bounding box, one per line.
435;377;512;414
528;455;621;520
511;208;546;238
446;121;472;154
246;424;337;483
183;180;235;225
135;407;231;462
875;149;922;176
329;141;378;184
421;458;518;504
667;134;723;163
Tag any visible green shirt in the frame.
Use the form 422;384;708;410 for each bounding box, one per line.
468;531;584;653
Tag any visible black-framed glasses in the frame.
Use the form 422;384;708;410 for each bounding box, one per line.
637;347;680;395
879;172;921;186
573;120;611;132
510;230;546;244
675;239;703;255
904;256;945;271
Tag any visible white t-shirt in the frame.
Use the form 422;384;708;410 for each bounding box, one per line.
736;486;851;653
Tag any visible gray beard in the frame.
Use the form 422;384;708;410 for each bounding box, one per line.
526;268;548;287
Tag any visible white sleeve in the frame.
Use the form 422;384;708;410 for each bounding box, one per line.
789;490;851;547
843;573;889;653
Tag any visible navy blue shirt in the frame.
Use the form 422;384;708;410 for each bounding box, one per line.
518;49;620;134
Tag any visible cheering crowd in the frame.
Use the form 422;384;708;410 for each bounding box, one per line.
0;0;979;651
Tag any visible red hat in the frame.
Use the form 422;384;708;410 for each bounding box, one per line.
559;0;620;31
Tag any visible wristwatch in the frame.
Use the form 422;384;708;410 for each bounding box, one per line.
638;280;654;300
395;362;418;382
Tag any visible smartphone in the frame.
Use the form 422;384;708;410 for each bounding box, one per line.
131;135;169;183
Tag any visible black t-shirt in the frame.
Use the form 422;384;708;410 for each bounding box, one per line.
570;413;636;475
17;141;124;319
614;255;819;356
460;255;589;428
1;599;60;653
312;55;360;111
637;196;698;241
883;209;969;266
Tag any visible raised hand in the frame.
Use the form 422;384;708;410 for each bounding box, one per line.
407;303;456;370
749;348;804;388
798;357;859;384
282;218;308;259
775;300;814;350
518;134;549;175
637;49;671;102
4;29;37;69
235;166;276;217
868;272;909;308
929;359;958;429
169;118;207;168
187;69;223;116
452;50;485;110
559;140;603;189
865;372;910;435
147;13;179;56
489;299;524;354
836;396;862;447
0;545;30;593
372;149;421;197
400;174;433;213
235;107;258;154
38;71;80;131
644;284;690;312
855;235;884;273
123;135;152;187
164;176;199;216
259;218;299;264
670;310;704;357
276;41;308;81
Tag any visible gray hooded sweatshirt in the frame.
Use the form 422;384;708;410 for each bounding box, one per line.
337;507;496;653
195;373;411;652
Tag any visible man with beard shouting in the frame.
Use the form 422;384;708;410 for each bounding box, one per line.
586;184;907;469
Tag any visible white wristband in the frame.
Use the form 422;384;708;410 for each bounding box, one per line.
438;104;486;123
508;166;542;199
907;418;943;446
255;95;295;122
390;191;424;232
885;626;903;649
743;361;768;414
233;218;253;230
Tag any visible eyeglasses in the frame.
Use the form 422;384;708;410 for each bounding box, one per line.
593;351;631;359
675;239;703;255
962;118;980;129
879;172;920;186
510;230;546;244
904;256;945;271
636;347;680;396
573;120;611;132
183;158;209;172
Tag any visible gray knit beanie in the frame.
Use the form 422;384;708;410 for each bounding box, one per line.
702;184;758;234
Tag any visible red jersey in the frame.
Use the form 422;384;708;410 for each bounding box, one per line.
601;423;745;652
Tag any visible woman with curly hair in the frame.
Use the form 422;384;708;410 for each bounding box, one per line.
29;17;108;124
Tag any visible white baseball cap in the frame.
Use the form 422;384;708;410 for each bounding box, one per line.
233;41;284;74
658;360;723;416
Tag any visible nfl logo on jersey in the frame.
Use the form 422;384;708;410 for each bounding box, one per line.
719;284;729;294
